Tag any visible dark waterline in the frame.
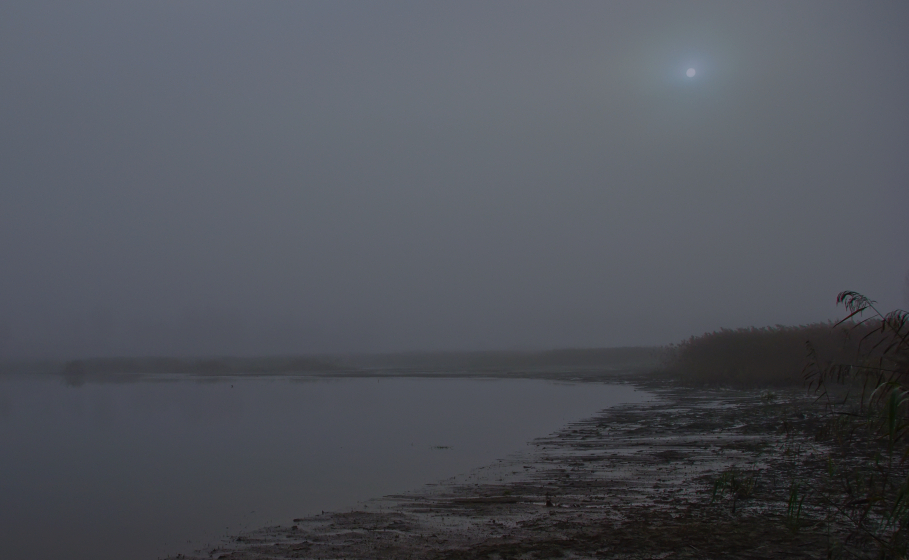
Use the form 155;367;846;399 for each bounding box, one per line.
0;374;646;560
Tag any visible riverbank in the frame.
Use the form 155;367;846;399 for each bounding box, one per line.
168;374;834;559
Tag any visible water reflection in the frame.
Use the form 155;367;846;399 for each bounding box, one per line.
0;374;644;560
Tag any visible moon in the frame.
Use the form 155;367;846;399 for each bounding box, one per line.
686;68;696;78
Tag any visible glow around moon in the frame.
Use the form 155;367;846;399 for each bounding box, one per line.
686;68;696;77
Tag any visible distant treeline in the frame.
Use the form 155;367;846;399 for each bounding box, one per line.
53;347;662;383
0;347;664;384
659;323;875;387
340;347;663;373
61;355;342;381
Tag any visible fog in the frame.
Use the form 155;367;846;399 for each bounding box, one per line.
1;1;907;357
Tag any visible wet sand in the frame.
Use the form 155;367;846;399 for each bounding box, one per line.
167;374;831;559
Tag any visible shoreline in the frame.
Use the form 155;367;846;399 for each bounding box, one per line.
167;374;830;559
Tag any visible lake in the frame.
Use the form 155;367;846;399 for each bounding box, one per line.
0;373;646;560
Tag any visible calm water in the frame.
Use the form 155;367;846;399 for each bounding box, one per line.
0;374;645;560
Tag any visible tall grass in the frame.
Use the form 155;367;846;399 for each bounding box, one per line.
659;292;909;556
802;292;909;558
660;323;864;387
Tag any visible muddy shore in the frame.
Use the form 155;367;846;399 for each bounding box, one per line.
167;374;832;559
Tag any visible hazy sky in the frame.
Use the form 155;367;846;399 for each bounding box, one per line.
1;1;907;357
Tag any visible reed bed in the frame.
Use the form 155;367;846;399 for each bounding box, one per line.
659;322;871;387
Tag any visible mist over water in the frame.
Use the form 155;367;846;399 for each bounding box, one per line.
0;374;644;560
1;3;907;558
1;2;907;358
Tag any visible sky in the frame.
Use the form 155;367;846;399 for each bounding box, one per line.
1;1;907;357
